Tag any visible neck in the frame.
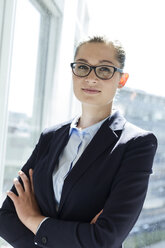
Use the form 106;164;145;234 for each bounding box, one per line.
77;103;112;129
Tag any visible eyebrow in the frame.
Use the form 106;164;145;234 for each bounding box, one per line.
76;58;115;65
99;60;115;65
76;59;89;63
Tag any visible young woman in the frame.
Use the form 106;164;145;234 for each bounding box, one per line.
0;36;157;248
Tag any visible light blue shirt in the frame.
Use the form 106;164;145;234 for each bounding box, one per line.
52;115;108;210
36;111;119;233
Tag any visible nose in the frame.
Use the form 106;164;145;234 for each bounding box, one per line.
85;68;98;83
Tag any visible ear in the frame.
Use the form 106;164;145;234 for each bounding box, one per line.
118;73;129;88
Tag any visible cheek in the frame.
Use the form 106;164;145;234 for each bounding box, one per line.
104;82;119;100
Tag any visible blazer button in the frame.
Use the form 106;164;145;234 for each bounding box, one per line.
41;236;47;244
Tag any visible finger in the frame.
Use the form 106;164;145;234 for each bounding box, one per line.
90;209;103;224
90;218;95;224
94;209;103;219
90;216;97;224
29;169;34;192
18;171;31;192
14;178;24;196
7;190;18;203
99;209;103;215
90;215;97;224
96;209;103;220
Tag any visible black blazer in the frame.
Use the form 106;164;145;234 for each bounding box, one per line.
0;111;157;248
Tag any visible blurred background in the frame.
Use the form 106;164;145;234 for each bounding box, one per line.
0;0;165;247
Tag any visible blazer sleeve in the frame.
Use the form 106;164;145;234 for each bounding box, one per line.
33;133;158;248
0;133;44;248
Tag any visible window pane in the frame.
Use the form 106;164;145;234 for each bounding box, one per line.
0;0;59;246
2;0;40;195
114;88;165;248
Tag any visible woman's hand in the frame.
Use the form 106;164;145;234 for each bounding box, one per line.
7;169;45;234
90;209;103;224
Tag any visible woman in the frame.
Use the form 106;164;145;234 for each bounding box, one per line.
0;36;157;248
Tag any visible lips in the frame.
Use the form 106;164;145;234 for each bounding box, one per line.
82;88;101;94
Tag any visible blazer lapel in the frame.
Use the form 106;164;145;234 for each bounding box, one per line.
47;124;70;174
44;124;70;215
58;111;126;214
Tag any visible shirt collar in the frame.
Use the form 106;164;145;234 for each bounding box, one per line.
69;113;112;138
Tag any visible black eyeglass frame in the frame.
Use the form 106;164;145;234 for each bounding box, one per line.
70;62;123;80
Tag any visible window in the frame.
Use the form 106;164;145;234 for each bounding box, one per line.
3;0;41;195
114;88;165;247
0;0;61;246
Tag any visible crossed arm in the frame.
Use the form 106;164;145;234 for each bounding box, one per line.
0;131;157;248
7;169;103;235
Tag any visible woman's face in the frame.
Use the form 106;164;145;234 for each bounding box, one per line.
72;42;123;109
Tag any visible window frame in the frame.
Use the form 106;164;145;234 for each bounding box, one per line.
0;0;62;198
0;0;17;199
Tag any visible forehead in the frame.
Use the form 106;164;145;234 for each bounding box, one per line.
75;42;117;64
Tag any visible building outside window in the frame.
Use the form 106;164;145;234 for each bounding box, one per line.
115;88;165;248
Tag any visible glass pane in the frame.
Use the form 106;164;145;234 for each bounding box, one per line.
2;0;40;196
114;89;165;248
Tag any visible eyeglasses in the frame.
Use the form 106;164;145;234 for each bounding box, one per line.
70;62;123;80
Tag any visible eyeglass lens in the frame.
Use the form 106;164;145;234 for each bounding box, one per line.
72;63;115;79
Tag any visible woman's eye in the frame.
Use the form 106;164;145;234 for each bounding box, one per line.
78;65;89;70
99;67;111;72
